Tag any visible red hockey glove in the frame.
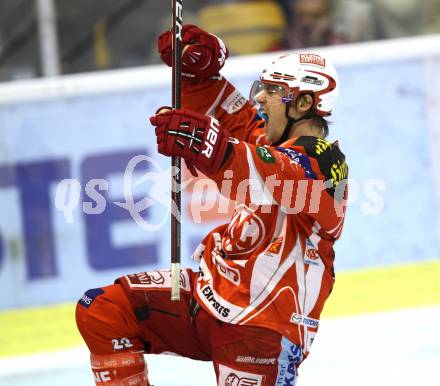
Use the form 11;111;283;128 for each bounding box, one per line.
150;109;230;175
157;24;229;80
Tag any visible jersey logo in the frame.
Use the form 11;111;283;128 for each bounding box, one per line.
256;146;275;163
79;288;104;308
315;138;332;154
291;136;348;197
218;364;263;386
125;270;191;291
223;205;266;256
306;248;319;259
304;239;320;266
265;236;283;255
212;249;241;285
330;159;348;188
290;313;319;328
221;90;247;114
200;285;231;318
135;271;165;285
226;373;261;386
275;147;317;179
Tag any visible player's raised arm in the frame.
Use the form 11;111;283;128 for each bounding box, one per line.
157;24;265;144
149;52;348;228
149;108;347;220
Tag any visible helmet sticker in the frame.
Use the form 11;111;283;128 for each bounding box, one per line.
301;76;324;86
299;54;326;67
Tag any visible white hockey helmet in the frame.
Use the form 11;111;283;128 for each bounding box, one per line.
249;52;339;117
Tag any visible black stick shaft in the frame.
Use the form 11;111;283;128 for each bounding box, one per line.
171;0;183;301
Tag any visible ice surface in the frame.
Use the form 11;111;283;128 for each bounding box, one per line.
1;306;439;386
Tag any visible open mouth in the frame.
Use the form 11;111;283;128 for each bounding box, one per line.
258;107;269;122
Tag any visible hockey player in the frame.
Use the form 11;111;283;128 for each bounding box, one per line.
76;25;348;386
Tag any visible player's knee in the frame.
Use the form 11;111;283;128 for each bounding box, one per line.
75;287;108;348
91;352;150;386
77;287;106;311
76;284;143;355
75;288;150;385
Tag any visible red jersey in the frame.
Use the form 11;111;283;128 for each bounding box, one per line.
182;76;348;355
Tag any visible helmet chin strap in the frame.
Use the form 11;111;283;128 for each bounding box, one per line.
272;104;313;146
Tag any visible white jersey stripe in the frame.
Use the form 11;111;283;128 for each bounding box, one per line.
308;232;321;248
255;133;266;146
244;143;275;206
304;257;325;316
205;81;228;116
232;236;302;324
250;208;286;302
239;286;297;326
295;244;306;315
327;215;344;235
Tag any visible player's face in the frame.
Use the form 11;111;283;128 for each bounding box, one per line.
253;84;288;143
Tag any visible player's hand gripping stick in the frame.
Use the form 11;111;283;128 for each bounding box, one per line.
150;109;230;175
158;24;229;80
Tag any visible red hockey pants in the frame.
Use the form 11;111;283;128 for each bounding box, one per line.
76;269;303;386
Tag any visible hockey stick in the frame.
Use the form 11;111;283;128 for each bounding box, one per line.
170;0;183;301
